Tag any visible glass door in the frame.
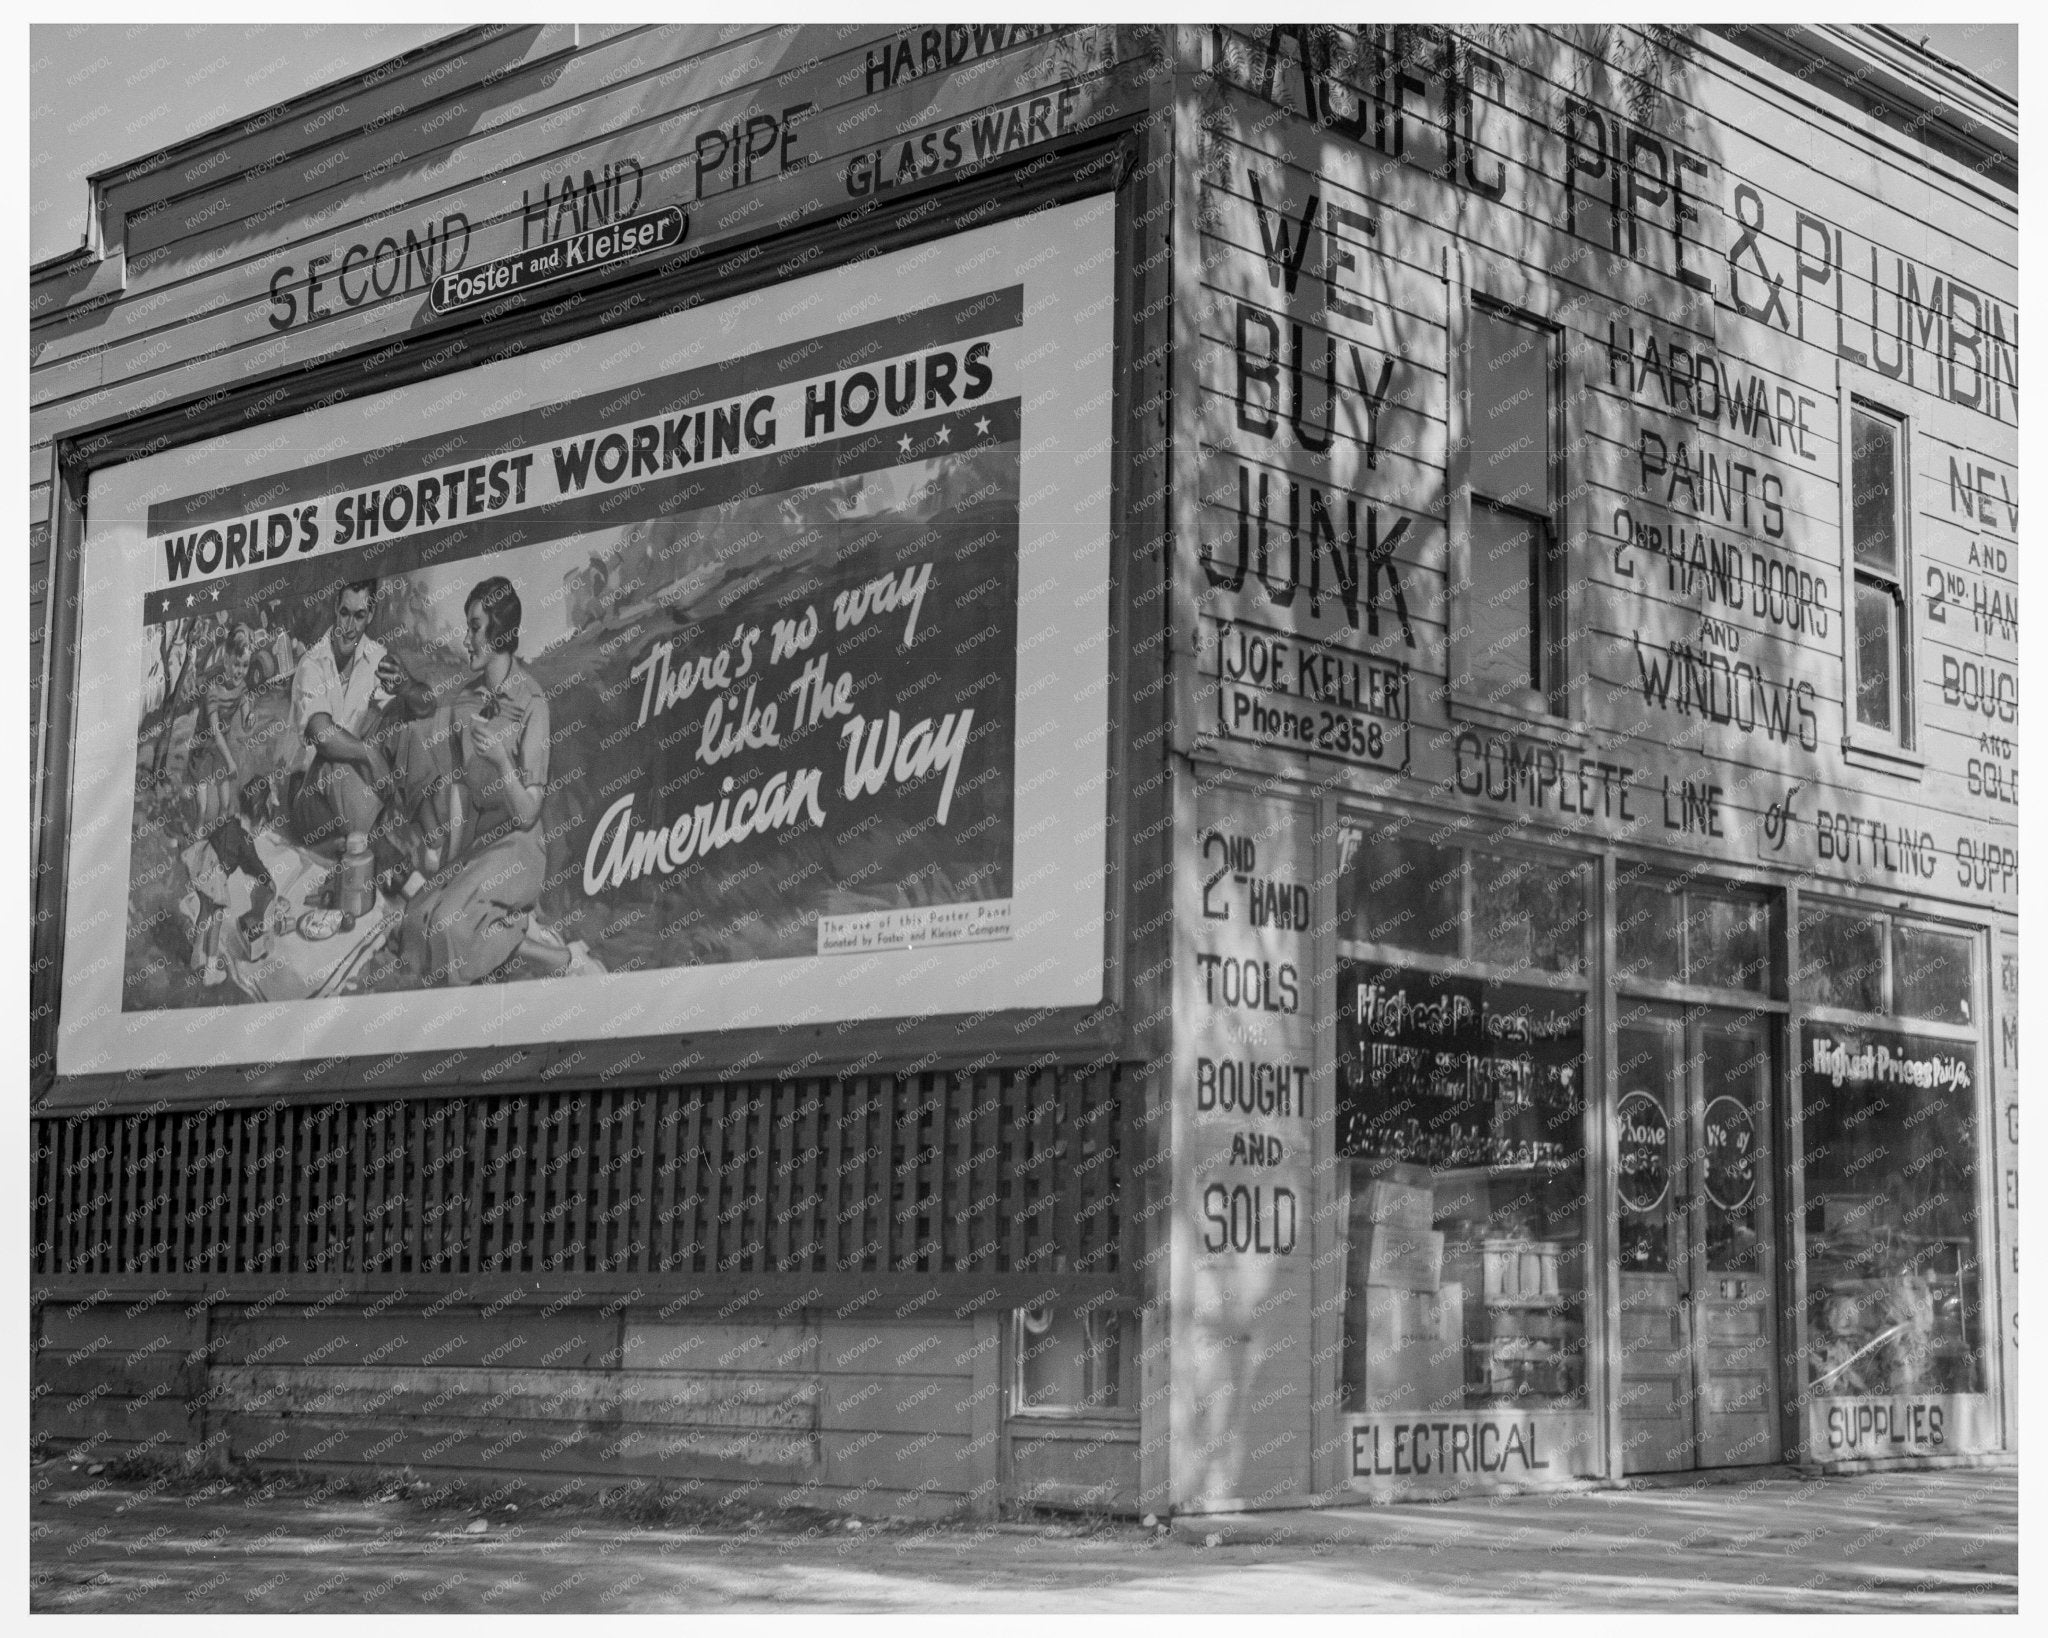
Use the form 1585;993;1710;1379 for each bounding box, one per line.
1617;1007;1693;1472
1693;1012;1777;1466
1616;1005;1780;1473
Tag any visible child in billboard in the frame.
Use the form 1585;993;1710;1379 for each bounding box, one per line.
398;575;604;985
185;620;255;832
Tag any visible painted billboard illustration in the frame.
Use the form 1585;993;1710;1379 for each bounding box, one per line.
125;449;1018;1011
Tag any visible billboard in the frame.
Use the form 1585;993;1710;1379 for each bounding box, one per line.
56;196;1115;1079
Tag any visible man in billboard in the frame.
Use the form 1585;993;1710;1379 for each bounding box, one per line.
286;577;435;874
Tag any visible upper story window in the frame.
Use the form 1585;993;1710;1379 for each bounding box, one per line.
1846;400;1913;748
1453;303;1564;715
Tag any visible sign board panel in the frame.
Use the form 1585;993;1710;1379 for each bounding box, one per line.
56;197;1115;1079
430;207;687;314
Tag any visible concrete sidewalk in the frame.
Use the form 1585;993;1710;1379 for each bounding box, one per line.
1171;1467;2017;1609
29;1459;2016;1612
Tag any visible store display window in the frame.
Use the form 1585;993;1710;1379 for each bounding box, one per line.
1796;904;1985;1399
1335;826;1590;1417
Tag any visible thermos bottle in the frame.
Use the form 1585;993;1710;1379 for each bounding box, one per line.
338;832;377;916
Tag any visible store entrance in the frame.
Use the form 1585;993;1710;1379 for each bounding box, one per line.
1616;1005;1780;1473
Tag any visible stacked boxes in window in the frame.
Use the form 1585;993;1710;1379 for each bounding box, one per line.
1479;1237;1575;1399
1344;1163;1462;1412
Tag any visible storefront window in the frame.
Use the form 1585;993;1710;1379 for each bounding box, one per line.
1794;904;1885;1012
1800;1025;1984;1397
1689;894;1770;992
1892;923;1972;1024
1341;826;1460;957
1615;877;1682;983
1797;905;1984;1402
1617;872;1772;993
1469;851;1588;975
1337;959;1587;1415
1340;826;1587;976
1798;903;1974;1025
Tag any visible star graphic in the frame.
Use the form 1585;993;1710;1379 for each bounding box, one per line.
932;423;951;445
973;416;991;437
897;434;913;455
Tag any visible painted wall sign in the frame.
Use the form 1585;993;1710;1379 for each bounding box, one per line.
1346;1409;1597;1492
1617;1088;1672;1214
1172;781;1317;1506
222;30;1123;340
1337;963;1584;1170
55;198;1114;1080
431;206;686;315
1176;27;2016;918
1806;1394;1996;1461
1199;617;1411;772
1210;26;2017;426
1991;932;2018;1440
265;211;473;332
1702;1093;1756;1212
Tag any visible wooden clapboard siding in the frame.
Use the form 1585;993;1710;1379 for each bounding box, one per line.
31;1298;204;1458
1164;23;2013;1513
1008;1419;1141;1510
30;24;1135;437
1183;23;2016;925
100;23;1084;332
210;1364;819;1431
34;1285;1037;1513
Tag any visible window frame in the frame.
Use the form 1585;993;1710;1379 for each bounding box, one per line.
1837;376;1922;772
1789;893;1991;1410
1332;815;1600;1427
1008;1299;1134;1420
1446;266;1579;731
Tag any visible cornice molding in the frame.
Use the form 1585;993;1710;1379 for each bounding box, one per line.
1718;22;2016;183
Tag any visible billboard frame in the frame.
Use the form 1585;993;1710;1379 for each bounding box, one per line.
31;126;1168;1111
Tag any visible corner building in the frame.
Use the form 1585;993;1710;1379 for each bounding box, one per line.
31;24;2016;1516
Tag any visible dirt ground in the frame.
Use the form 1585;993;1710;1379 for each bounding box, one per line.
28;1456;2016;1613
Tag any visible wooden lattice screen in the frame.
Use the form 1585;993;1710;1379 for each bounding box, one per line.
31;1065;1127;1280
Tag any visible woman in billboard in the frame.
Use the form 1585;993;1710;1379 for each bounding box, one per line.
399;575;603;984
